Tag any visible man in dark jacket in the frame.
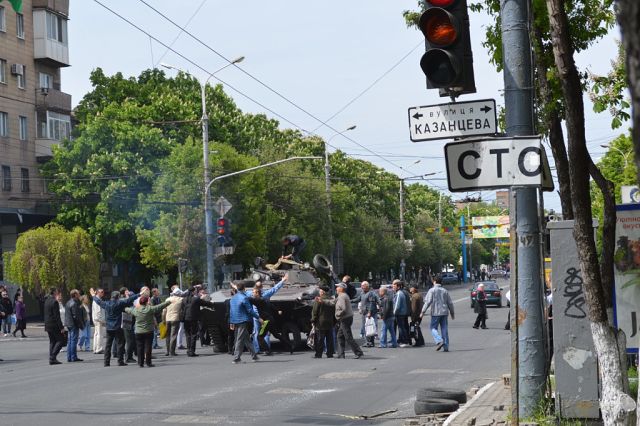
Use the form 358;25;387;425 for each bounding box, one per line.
378;287;397;348
44;288;66;365
64;289;85;362
311;286;335;358
409;285;425;347
281;235;306;262
183;285;215;357
249;287;293;355
91;288;138;366
1;290;13;336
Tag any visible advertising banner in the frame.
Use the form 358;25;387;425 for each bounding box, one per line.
614;204;640;352
471;216;509;239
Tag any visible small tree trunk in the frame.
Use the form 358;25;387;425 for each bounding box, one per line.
615;1;640;179
531;24;573;220
546;0;635;423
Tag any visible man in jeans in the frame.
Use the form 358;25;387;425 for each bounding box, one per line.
420;275;455;352
378;287;397;348
64;289;85;362
229;281;263;364
392;280;411;347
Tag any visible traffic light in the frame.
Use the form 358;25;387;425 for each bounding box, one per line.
216;217;231;244
419;0;475;97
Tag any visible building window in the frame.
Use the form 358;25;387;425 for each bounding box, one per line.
39;72;53;89
19;116;27;140
20;168;29;193
17;67;25;89
47;111;71;140
2;166;11;192
46;12;67;44
0;6;5;32
16;13;24;39
0;59;6;84
0;112;7;137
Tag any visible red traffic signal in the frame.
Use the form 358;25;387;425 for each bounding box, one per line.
419;0;475;96
216;217;227;235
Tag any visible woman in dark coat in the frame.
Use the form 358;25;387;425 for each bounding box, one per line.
473;283;488;329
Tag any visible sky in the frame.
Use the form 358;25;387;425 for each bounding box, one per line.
62;0;625;213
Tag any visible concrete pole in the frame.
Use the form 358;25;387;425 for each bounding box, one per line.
399;179;405;280
439;192;443;273
324;141;334;265
202;83;215;290
500;0;546;417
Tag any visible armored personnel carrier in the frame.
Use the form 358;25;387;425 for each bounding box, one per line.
202;255;335;352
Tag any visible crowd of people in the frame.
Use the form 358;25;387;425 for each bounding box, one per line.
1;272;463;365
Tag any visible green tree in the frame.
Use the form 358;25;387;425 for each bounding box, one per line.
4;225;100;294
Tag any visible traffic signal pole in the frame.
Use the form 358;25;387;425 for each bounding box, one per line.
500;0;546;418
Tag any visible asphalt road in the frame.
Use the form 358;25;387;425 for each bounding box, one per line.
0;280;510;426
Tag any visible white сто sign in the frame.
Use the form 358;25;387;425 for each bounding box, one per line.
614;204;640;352
408;99;497;142
444;136;554;192
621;185;640;204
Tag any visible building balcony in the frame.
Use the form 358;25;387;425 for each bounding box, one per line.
33;37;70;67
33;10;70;68
32;0;69;16
35;88;72;113
35;138;58;162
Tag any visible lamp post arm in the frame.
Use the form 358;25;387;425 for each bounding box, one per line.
205;156;321;193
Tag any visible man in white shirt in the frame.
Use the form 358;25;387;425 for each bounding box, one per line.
92;288;107;354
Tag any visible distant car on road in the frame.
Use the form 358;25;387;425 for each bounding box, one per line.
441;272;459;285
470;280;504;308
489;269;507;279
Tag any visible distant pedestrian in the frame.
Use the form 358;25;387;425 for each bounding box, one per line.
378;287;397;348
1;291;13;336
78;295;91;351
244;278;286;353
125;295;171;367
162;286;184;356
420;275;455;352
91;287;139;367
311;286;335;358
504;290;511;330
229;281;262;364
392;280;411;347
151;288;163;349
183;285;216;357
332;282;363;359
409;285;425;347
473;283;488;329
354;281;378;347
64;289;86;362
44;288;66;365
92;288;107;354
12;296;27;338
250;286;293;355
120;287;137;363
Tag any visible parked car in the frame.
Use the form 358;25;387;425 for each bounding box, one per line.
441;272;459;285
470;281;503;308
489;269;507;279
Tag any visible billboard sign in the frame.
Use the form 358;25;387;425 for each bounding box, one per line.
472;216;509;239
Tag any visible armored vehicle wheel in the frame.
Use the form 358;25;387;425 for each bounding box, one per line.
313;254;332;274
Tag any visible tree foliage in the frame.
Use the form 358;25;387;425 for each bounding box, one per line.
3;225;100;294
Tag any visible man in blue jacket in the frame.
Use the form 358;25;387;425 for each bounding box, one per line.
244;275;287;353
393;280;411;347
230;281;263;364
90;288;138;367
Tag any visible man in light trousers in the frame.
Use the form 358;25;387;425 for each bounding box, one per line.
420;275;455;352
92;288;107;354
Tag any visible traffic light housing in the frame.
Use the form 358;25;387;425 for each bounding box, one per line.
419;0;476;97
216;217;231;244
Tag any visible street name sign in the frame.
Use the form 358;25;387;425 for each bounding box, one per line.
215;196;232;217
408;99;497;142
444;136;554;192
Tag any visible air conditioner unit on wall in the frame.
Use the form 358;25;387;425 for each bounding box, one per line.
10;64;24;75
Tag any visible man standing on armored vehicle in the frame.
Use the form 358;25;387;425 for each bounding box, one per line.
281;235;306;263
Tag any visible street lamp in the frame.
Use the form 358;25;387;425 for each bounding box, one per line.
324;125;356;269
161;56;245;289
398;173;436;280
600;144;631;168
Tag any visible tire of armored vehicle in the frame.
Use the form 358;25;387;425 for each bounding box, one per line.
202;257;333;353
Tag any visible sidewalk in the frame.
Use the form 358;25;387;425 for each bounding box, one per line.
405;375;511;426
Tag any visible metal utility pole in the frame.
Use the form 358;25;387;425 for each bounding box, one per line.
399;179;405;280
324;125;356;266
161;57;245;290
438;192;443;273
500;0;546;417
461;215;467;283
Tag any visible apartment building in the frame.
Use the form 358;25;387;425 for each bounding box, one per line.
0;0;71;279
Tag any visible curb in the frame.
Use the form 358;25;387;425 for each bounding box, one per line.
442;381;496;426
